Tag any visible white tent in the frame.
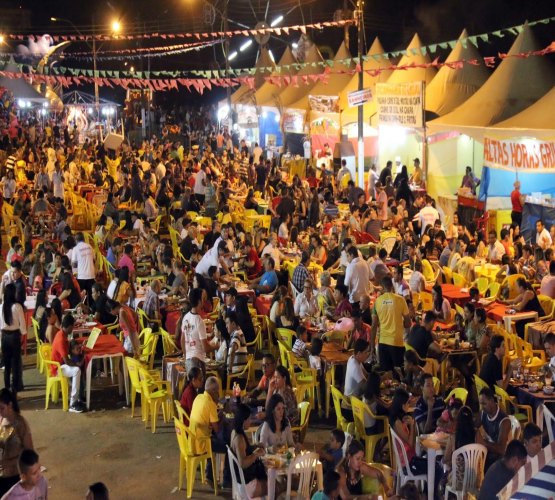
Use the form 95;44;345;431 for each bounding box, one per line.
0;62;47;103
425;29;490;116
287;41;353;112
428;24;555;136
231;47;275;105
339;37;392;126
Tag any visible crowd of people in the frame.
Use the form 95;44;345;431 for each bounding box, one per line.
0;104;553;499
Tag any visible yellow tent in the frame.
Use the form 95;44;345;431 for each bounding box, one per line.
231;47;275;105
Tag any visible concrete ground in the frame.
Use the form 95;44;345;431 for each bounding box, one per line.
15;350;333;499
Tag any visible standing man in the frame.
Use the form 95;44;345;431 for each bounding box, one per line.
193;163;207;204
510;180;525;227
535;219;552;250
461;166;480;195
72;232;96;305
371;276;411;371
344;246;369;306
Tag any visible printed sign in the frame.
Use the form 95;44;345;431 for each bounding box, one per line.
376;82;424;128
484;137;555;170
347;88;372;108
282;108;306;134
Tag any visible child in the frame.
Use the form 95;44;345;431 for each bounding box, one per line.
292;325;309;359
210;322;228;364
468;287;480;304
318;429;345;475
309;337;327;416
436;397;463;434
69;339;85;400
311;470;340;500
10;244;23;264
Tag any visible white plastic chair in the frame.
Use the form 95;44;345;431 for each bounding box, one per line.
444;444;487;500
390;427;427;493
507;415;521;440
226;445;266;500
542;404;555;441
284;451;319;500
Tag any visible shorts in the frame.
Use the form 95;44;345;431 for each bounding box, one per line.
378;344;405;372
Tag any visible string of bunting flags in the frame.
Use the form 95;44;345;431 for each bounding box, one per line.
0;41;552;94
6;19;355;43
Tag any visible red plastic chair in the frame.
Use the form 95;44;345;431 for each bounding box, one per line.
352;230;378;244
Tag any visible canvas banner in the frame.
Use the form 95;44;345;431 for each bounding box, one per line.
483;136;555;170
376;81;424;128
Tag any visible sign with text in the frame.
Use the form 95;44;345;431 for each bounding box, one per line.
347;88;372;108
376;82;424;128
484;137;555;170
282;108;306;134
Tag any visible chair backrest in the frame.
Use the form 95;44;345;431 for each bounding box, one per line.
450;444;487;495
452;272;467;287
174;400;190;422
475;277;489;295
381;237;396;256
277;340;290;369
486;281;500;299
350;396;367;440
227;445;250;500
445;388;468;405
40;343;52;363
390;427;414;476
285;452;319;499
503;274;526;300
420;291;433;311
542;404;555;441
331;386;350;427
125;356;142;390
31;317;41;343
507;415;521;440
442;266;453;284
538;294;554;318
276;328;294;348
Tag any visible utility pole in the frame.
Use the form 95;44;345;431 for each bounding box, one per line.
223;0;232;130
356;0;364;188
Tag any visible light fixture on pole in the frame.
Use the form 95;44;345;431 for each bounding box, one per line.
239;39;252;52
270;15;283;27
228;51;237;61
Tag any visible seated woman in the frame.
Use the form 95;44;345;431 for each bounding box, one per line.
244;189;259;211
264;366;299;425
276;296;298;331
317;272;336;317
362;371;388;437
179;367;203;425
336;440;392;499
259;394;298;450
230;403;267;498
389;388;441;493
310;235;327;267
443;406;475;489
432;284;452;322
59;256;81;309
501;277;545;338
466;307;491;355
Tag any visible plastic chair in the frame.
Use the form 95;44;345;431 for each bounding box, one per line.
485;281;500;299
42;345;69;411
31;317;43;372
125;357;145;419
174;417;217;498
284;451;320;500
225;355;254;395
138;367;173;433
351;396;391;465
494;385;532;424
473;277;489;295
452;272;467;287
331;386;354;435
507;415;521;440
454;303;465;318
227;445;262;500
420;291;433;312
442;266;453;284
444;444;487;500
139;328;159;370
277;339;290;369
287;352;317;407
542;404;555;441
500;274;526;300
537;294;554;320
276;328;295;348
390;427;427;492
291;401;311;443
159;328;178;356
513;336;545;371
444;388;468;405
473;375;489;401
322;330;347;348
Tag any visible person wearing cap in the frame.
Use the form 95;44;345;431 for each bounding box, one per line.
409;158;423;186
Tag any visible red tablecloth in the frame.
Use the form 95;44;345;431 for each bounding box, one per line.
82;334;125;366
255;296;272;316
439;284;471;305
486;302;511;323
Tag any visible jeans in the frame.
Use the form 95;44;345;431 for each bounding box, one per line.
61;364;81;406
77;278;95;306
1;331;22;392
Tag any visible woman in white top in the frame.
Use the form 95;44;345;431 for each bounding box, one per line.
259;394;298;451
432;284;452;322
0;284;26;392
2;170;16;204
278;213;290;242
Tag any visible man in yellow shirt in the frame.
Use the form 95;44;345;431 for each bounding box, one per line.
188;376;230;486
455;244;477;284
371;276;411;371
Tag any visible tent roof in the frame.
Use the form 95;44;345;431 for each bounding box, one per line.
0;63;47;102
429;24;555;132
425;29;490;116
249;46;297;107
340;37;392;125
386;33;437;86
265;41;324;108
231;47;275;105
287;41;353;112
492;85;555;134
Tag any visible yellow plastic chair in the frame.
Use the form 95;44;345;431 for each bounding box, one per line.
174;417;218;498
139;328;159;370
225;355;254;395
31;317;43;372
442;266;453;284
422;259;436;283
174;400;190;423
473;374;489;400
277;339;290;369
276;328;295;348
537;294;554;320
351;396;391;465
138;367;173;433
287;351;317;407
420;291;433;312
486;281;500;299
452;272;467;287
432;376;441;394
445;388;468;405
513;336;545;371
322;330;347;348
125;357;145;419
455;303;465;317
42;345;69;411
330;386;354;435
362;463;394;497
494;385;532;424
500;274;526;300
473;277;489;295
159;328;179;356
291;401;311;443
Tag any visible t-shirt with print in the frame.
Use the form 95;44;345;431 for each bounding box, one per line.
1;476;48;500
373;292;409;347
182;311;207;361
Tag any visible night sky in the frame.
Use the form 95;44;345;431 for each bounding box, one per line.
3;0;555;104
